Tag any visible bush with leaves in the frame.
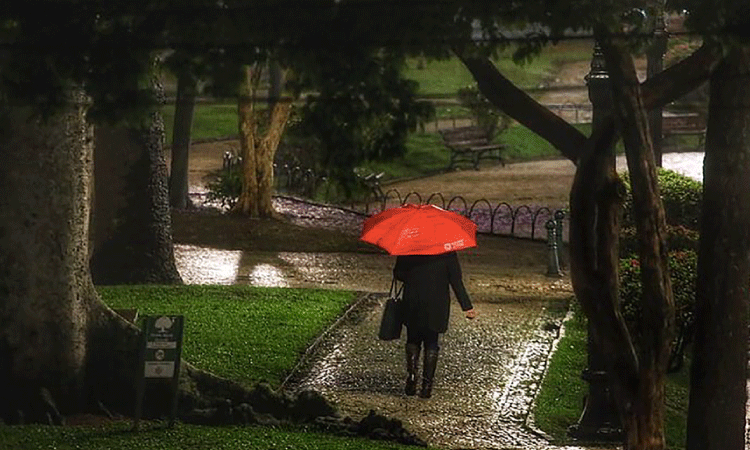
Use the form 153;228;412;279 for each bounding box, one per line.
619;250;697;372
205;167;242;209
619;225;699;258
619;168;702;371
295;50;434;198
621;168;703;230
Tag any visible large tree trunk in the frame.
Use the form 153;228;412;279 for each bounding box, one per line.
569;118;641;439
600;35;675;450
686;45;750;450
0;93;102;422
0;93;303;424
90;95;183;285
232;65;292;218
168;71;197;209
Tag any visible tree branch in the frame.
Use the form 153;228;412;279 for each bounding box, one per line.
455;41;723;163
454;49;587;162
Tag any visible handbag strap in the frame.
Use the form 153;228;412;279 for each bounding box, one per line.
390;276;404;299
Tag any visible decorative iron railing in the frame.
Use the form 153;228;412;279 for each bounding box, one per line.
207;159;569;242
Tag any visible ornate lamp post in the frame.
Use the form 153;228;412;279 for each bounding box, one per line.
647;15;668;166
567;41;623;441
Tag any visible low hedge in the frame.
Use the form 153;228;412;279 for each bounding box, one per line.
621;168;703;230
619;250;697;371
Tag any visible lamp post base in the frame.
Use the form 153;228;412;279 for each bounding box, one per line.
568;369;623;442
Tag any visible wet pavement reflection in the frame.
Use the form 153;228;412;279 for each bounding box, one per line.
175;244;242;285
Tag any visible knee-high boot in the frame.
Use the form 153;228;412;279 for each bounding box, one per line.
420;348;439;398
405;343;420;396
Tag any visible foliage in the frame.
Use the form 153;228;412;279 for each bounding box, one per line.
456;86;511;135
98;285;355;387
619;250;698;367
204;166;243;209
295;49;434;197
621;168;703;230
0;422;420;450
619;224;699;257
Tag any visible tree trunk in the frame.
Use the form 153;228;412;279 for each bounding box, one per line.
234;66;262;217
456;42;719;450
599;35;675;450
0;93;99;422
232;65;292;218
169;71;197;209
90;103;183;285
686;45;750;450
0;93;291;423
569;118;641;433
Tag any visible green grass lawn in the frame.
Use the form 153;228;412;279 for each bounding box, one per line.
0;285;427;450
98;285;356;387
0;422;418;450
533;306;690;450
403;40;594;96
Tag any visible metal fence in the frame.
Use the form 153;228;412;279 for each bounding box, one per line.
217;153;569;243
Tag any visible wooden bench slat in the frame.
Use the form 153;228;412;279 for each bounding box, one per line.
661;113;706;150
440;126;506;170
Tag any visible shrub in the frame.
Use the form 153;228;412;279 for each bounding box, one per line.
621;168;702;230
619;250;697;371
619;225;699;258
205;166;242;209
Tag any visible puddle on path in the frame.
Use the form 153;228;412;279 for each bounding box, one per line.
174;244;242;285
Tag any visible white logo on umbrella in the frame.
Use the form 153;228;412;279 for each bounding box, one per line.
444;239;464;251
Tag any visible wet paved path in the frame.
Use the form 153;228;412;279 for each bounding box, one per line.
289;296;575;449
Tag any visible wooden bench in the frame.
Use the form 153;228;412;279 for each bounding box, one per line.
439;126;507;171
662;113;706;150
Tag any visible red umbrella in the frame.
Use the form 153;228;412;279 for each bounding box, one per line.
360;204;477;255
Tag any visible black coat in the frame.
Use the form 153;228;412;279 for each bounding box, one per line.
393;252;473;333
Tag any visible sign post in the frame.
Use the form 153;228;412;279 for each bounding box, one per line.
133;315;184;431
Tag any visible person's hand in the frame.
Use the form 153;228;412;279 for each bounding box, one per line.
465;308;477;319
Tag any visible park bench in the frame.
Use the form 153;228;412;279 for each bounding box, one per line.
662;113;706;150
439;126;507;171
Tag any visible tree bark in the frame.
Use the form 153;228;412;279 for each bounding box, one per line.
0;93;98;421
90;103;183;285
234;66;262;217
599;34;675;450
569;116;640;430
0;91;273;423
686;45;750;450
232;65;292;218
169;71;197;209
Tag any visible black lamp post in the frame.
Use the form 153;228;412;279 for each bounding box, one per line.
647;15;668;167
567;41;623;441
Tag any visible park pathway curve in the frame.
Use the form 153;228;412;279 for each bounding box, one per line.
284;290;611;450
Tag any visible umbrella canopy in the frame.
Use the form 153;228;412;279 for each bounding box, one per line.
360;204;477;255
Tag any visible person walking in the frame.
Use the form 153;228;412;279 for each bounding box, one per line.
393;251;476;398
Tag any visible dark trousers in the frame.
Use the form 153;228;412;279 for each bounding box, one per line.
406;326;439;352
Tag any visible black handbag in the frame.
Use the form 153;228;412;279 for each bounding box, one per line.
378;277;404;341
